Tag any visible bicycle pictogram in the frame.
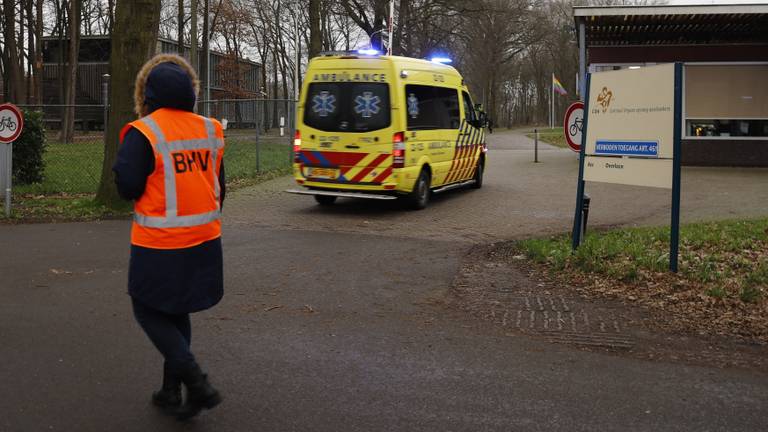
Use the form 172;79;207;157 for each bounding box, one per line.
0;116;17;132
569;117;583;137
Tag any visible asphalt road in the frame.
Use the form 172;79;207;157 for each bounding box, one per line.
1;131;767;431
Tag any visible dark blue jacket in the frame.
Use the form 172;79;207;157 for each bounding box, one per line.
113;61;225;314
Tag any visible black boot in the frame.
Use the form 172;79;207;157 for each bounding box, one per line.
152;363;182;410
175;362;222;421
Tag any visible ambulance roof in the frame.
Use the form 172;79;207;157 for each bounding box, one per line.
311;53;460;76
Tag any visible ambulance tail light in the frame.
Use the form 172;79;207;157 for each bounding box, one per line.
293;130;301;163
392;132;406;168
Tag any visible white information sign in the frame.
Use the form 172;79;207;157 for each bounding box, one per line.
583;63;675;189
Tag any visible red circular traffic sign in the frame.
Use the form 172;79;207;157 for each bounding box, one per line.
0;103;23;144
563;101;584;153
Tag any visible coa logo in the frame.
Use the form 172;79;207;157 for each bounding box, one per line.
596;86;613;113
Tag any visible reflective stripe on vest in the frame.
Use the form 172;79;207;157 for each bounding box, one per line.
133;115;223;229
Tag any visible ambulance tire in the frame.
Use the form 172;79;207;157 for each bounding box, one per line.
314;194;337;206
406;168;431;210
471;157;484;189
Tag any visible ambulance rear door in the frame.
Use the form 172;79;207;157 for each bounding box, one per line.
300;76;394;185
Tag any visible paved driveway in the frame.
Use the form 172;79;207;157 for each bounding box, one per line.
225;130;768;242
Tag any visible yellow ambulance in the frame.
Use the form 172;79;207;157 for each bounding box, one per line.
287;51;488;209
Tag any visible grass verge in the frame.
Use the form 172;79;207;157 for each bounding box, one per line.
4;133;292;223
524;127;567;149
517;218;768;342
5;193;133;223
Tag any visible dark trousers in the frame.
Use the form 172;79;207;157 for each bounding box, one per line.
131;298;195;372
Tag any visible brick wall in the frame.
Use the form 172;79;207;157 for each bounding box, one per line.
682;139;768;167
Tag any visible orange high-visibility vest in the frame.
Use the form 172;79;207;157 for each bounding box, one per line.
121;108;225;249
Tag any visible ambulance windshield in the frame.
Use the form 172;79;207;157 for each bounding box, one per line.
304;83;390;133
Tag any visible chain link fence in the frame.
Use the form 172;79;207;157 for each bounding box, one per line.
10;99;295;203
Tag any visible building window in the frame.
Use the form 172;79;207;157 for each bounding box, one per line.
685;65;768;138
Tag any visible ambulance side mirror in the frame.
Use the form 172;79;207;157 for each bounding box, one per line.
476;111;489;128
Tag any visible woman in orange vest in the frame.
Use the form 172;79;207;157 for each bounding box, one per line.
112;54;225;420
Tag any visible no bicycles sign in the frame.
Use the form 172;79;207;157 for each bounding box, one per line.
563;101;584;153
0;103;24;143
1;102;23;217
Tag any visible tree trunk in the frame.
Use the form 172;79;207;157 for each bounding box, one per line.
107;0;114;33
95;0;162;208
27;0;36;103
201;0;209;109
57;1;66;107
3;0;26;103
190;0;198;75
60;0;81;143
308;0;321;58
178;0;184;54
35;0;44;104
395;0;407;55
271;49;278;126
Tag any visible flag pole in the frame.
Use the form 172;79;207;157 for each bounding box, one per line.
550;73;554;129
388;0;394;55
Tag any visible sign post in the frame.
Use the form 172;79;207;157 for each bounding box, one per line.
670;63;683;272
0;103;24;217
572;63;682;272
571;77;590;250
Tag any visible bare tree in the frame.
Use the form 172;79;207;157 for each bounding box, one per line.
460;0;543;122
59;0;81;143
309;0;321;57
190;0;198;72
35;0;44;103
2;0;27;103
178;0;185;52
338;0;389;51
95;0;162;207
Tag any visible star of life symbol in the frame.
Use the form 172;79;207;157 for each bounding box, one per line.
407;93;419;118
312;91;336;117
354;92;381;118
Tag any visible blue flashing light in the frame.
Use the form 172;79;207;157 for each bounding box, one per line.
357;49;381;56
430;57;452;64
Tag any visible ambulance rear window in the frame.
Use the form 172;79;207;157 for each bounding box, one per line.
304;83;390;133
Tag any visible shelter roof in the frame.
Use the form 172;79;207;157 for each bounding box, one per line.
573;4;768;46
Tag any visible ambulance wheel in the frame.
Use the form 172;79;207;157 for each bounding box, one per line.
471;158;484;189
314;195;337;206
407;169;431;210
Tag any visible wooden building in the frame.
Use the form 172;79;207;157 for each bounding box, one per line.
40;35;261;129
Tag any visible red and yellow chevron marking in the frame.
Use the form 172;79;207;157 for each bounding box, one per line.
445;122;485;184
346;153;391;183
298;150;392;184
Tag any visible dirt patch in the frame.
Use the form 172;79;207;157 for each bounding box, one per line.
449;242;768;370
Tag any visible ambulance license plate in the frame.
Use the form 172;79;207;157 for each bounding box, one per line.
309;167;338;179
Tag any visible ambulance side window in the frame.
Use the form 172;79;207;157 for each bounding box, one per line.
406;85;460;131
444;89;460;129
462;92;477;124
